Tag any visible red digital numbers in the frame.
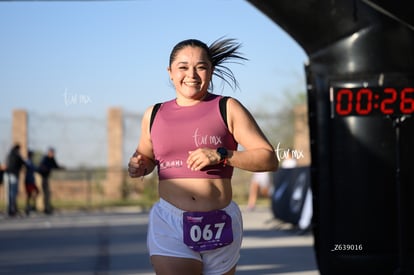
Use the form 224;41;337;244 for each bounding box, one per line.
381;88;397;115
335;89;353;116
400;87;414;114
355;88;372;115
334;87;414;116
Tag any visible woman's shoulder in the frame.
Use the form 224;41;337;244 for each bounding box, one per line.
225;96;247;112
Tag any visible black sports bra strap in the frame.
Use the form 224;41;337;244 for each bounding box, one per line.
219;96;230;129
150;103;162;132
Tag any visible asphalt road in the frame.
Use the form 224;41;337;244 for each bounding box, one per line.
0;206;319;275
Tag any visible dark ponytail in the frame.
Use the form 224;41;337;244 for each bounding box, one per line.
209;37;247;90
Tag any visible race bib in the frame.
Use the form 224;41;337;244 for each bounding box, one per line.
183;210;233;252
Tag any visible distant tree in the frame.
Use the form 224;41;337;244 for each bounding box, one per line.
251;88;306;150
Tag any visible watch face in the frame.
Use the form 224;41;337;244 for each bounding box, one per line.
217;147;228;159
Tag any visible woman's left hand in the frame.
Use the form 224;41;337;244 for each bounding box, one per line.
187;148;220;171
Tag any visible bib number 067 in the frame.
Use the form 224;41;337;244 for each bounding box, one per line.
189;222;225;242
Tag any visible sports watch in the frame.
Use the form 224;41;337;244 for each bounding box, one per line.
216;147;228;165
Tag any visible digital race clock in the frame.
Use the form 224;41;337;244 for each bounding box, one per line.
330;77;414;117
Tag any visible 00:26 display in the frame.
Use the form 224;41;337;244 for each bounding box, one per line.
334;87;414;116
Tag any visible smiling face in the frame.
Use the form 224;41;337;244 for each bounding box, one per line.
168;46;213;105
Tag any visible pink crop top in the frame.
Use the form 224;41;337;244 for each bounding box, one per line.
150;93;238;180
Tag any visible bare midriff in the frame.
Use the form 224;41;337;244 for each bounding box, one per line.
159;178;233;212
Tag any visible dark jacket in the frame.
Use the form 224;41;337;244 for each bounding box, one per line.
25;159;37;184
39;156;60;178
6;147;25;176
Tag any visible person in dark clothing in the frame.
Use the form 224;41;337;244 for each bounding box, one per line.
5;144;26;216
24;151;39;215
38;147;62;214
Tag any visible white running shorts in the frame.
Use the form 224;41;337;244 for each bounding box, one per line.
147;199;243;275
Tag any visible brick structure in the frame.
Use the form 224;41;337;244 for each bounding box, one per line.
12;109;28;198
106;107;124;198
12;109;28;157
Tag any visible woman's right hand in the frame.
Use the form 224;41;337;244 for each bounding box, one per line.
128;152;149;178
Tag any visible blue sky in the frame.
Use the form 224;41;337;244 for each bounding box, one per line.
0;0;308;117
0;0;308;166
